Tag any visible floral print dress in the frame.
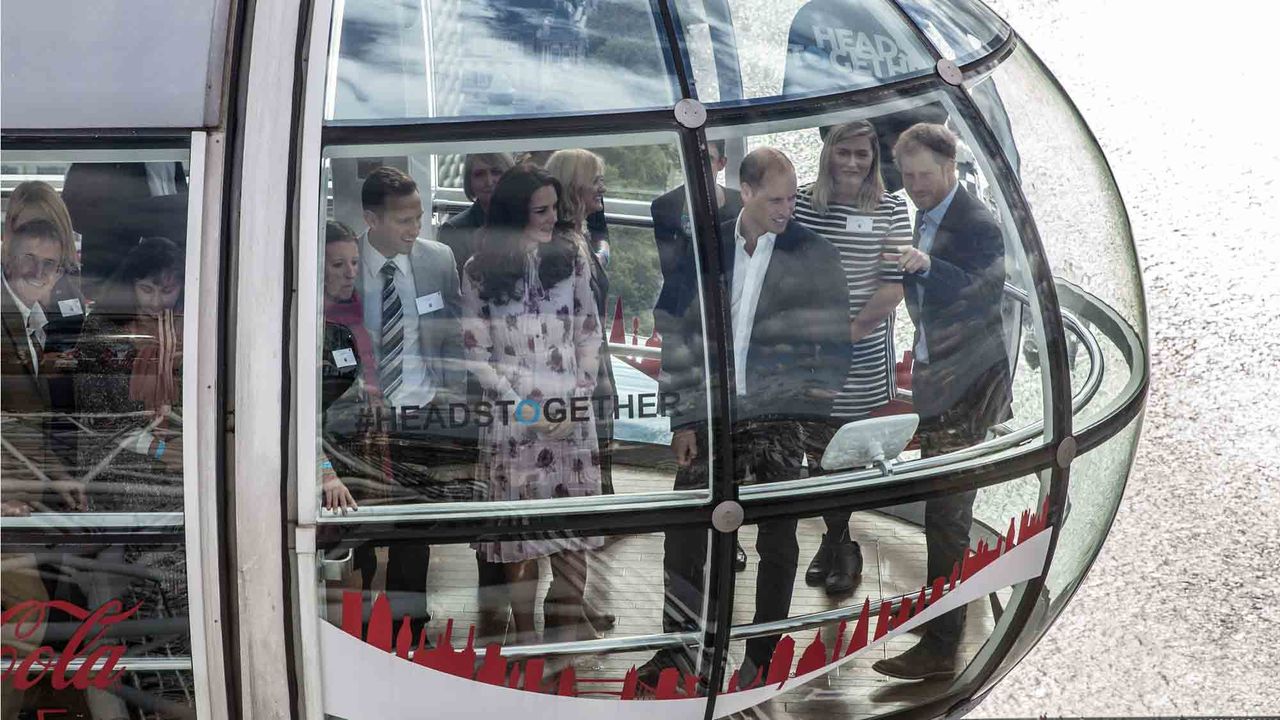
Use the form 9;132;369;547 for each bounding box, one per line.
461;239;604;562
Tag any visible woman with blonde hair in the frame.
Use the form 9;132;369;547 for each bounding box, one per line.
795;120;912;597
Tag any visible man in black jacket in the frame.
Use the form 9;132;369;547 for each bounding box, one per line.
639;148;851;688
873;123;1013;680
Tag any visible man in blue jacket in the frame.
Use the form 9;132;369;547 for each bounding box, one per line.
874;123;1013;680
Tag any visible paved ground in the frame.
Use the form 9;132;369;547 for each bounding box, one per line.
969;1;1280;716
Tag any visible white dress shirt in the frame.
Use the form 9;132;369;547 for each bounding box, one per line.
730;215;777;397
3;276;46;376
359;234;435;408
913;182;959;365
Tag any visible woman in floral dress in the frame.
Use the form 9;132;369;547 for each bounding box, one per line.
461;164;603;644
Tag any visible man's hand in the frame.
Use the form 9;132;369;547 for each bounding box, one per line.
885;248;931;275
531;416;577;441
50;479;87;511
2;499;32;517
671;429;698;467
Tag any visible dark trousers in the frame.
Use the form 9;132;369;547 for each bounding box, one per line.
663;421;806;667
348;426;482;636
913;359;1013;653
798;419;857;541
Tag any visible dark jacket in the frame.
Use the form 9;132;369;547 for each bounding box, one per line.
650;184;742;282
437;202;485;282
902;186;1011;419
662;216;852;428
61;162;188;292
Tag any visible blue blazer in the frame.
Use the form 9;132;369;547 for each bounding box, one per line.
902;186;1011;418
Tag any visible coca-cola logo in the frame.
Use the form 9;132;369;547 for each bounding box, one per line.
1;599;142;691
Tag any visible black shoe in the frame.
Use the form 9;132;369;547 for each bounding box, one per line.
584;602;616;634
733;541;748;573
871;641;958;680
635;648;695;691
823;540;863;597
805;538;833;586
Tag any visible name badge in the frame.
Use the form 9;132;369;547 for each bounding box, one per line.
331;348;357;368
845;215;874;234
416;291;444;315
58;298;84;317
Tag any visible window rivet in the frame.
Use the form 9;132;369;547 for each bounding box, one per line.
1056;436;1078;468
935;58;963;86
674;98;707;129
712;500;744;533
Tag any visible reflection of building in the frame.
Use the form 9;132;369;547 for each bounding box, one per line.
1;2;1146;719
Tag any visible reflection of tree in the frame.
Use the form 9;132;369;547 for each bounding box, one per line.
584;1;666;81
591;144;680;336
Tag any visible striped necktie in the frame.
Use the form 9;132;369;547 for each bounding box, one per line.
378;259;404;399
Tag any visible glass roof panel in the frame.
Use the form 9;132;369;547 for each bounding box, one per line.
326;0;680;122
671;0;934;106
896;0;1009;64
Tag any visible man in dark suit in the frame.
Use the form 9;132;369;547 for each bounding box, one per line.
639;148;851;688
338;167;466;639
649;139;742;285
436;152;515;281
873;123;1013;680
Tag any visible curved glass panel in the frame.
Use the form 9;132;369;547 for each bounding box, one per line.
705;89;1052;486
722;472;1045;717
326;0;679;122
2;148;200;718
312;132;720;518
896;0;1009;65
313;530;715;714
965;48;1146;345
671;0;934;105
978;418;1141;698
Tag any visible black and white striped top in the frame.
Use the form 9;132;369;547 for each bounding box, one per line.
796;185;912;418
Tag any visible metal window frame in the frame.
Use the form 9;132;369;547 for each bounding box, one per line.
0;130;231;719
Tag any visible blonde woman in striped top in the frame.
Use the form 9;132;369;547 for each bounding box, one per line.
796;120;911;597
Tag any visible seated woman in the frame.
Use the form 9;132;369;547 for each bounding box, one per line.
73;236;185;511
461;165;604;645
794;120;911;597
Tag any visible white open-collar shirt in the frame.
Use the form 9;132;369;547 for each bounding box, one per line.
730;214;777;397
359;232;435;407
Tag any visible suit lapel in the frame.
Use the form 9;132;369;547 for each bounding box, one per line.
1;291;48;405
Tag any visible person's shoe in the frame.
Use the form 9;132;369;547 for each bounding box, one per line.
635;648;695;692
871;641;958;680
734;541;748;573
584;602;616;634
805;538;833;586
823;539;863;597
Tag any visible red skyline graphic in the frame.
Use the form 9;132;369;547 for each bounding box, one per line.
336;499;1051;699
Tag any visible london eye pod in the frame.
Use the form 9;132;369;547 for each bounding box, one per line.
0;1;1146;719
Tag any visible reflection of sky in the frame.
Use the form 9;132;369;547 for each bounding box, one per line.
896;0;1008;63
331;0;676;121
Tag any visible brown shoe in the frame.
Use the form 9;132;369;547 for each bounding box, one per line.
871;640;958;680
